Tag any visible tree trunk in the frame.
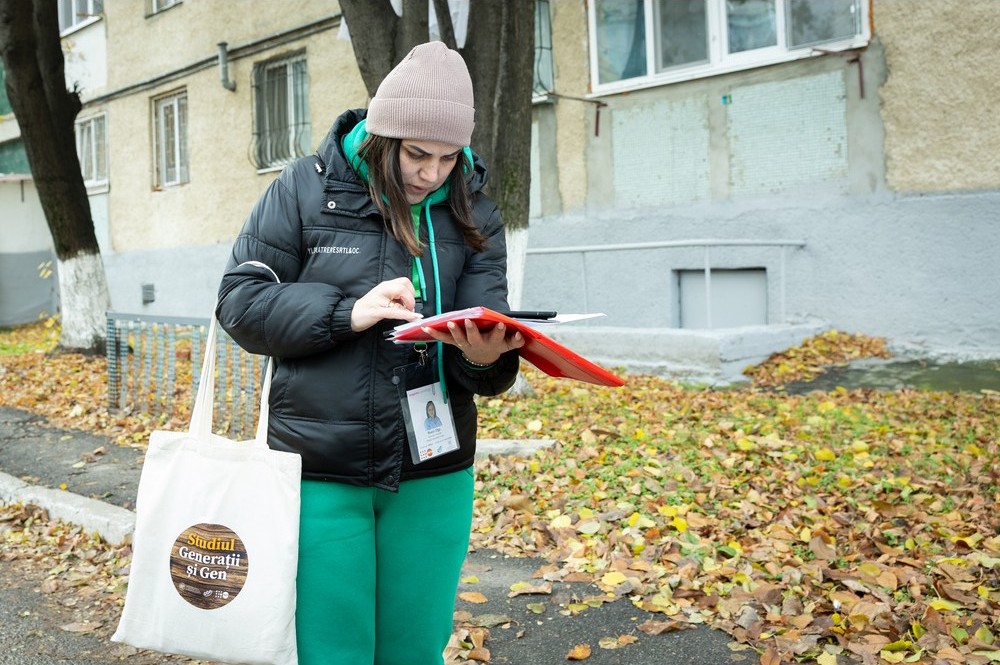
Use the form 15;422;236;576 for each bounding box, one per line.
336;0;535;395
0;0;110;353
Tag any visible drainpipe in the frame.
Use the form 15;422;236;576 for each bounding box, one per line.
217;42;237;91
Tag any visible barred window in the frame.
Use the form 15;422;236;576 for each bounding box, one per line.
252;53;311;170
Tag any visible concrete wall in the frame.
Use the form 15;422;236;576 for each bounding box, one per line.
0;179;57;326
516;0;1000;363
877;1;1000;192
98;1;365;255
88;1;1000;365
89;1;367;317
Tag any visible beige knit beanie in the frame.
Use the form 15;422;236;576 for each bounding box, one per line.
366;41;475;147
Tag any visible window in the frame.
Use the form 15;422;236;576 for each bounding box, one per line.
75;114;107;190
533;0;554;97
251;53;310;170
153;91;188;188
58;0;103;34
589;0;869;93
149;0;181;14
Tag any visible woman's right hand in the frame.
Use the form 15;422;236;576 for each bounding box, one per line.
350;277;424;332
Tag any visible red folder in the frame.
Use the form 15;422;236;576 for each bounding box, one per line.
389;307;625;387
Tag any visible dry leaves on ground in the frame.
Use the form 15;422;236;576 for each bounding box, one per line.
2;322;998;665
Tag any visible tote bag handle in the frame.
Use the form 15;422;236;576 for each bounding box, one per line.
190;315;272;447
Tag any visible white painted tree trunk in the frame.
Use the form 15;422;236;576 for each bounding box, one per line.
505;225;529;310
56;251;111;351
505;225;534;397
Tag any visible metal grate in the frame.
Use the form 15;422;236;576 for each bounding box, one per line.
105;312;268;439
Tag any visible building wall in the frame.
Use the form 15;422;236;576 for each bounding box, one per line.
90;2;368;314
876;0;1000;192
520;0;1000;359
99;1;365;255
88;1;1000;360
0;178;57;326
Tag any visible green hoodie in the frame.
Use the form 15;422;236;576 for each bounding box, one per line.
341;118;474;299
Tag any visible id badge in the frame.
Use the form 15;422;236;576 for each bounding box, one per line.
393;353;460;464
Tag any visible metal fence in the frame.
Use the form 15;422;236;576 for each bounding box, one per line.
105;312;267;439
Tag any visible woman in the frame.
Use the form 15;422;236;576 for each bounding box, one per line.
216;42;523;665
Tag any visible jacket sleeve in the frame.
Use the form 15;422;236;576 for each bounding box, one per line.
444;198;519;396
216;165;359;358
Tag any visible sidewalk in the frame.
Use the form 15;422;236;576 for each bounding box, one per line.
0;405;745;665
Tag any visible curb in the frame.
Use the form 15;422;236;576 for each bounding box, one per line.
0;470;136;544
0;438;556;545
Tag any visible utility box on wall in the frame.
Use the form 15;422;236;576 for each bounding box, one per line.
677;268;768;329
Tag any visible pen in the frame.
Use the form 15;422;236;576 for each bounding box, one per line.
504;310;557;320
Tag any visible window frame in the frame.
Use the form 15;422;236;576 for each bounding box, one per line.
152;90;189;189
251;52;311;172
75;113;108;192
58;0;103;36
587;0;870;96
147;0;181;16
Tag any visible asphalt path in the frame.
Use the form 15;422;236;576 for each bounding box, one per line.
0;406;746;665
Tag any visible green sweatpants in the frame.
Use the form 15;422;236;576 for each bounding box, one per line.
295;467;474;665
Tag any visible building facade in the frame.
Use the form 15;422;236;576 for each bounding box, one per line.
4;1;997;375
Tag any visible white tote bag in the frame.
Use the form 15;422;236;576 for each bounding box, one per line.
112;317;301;665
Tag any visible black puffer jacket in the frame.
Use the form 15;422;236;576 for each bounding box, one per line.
216;109;519;490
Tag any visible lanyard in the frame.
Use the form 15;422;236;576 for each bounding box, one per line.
412;203;449;403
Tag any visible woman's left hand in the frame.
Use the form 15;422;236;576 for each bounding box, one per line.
421;319;524;366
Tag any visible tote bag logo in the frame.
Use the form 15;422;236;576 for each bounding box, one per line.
170;523;249;610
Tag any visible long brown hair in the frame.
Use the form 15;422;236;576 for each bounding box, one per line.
358;134;488;256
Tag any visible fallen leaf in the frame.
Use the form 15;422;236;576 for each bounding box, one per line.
566;644;591;660
459;592;488;604
60;622;102;633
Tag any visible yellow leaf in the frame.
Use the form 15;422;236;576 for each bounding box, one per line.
550;514;572;529
858;562;881;578
817;652;839;665
950;533;983;548
627;512;656;529
567;644;592;660
526;419;543;432
880;650;905;663
658;505;679;518
601;571;627;587
815;448;836;461
736;437;755;451
850;440;869;453
928;598;961;611
461;576;479;584
975;626;996;645
671;516;688;533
